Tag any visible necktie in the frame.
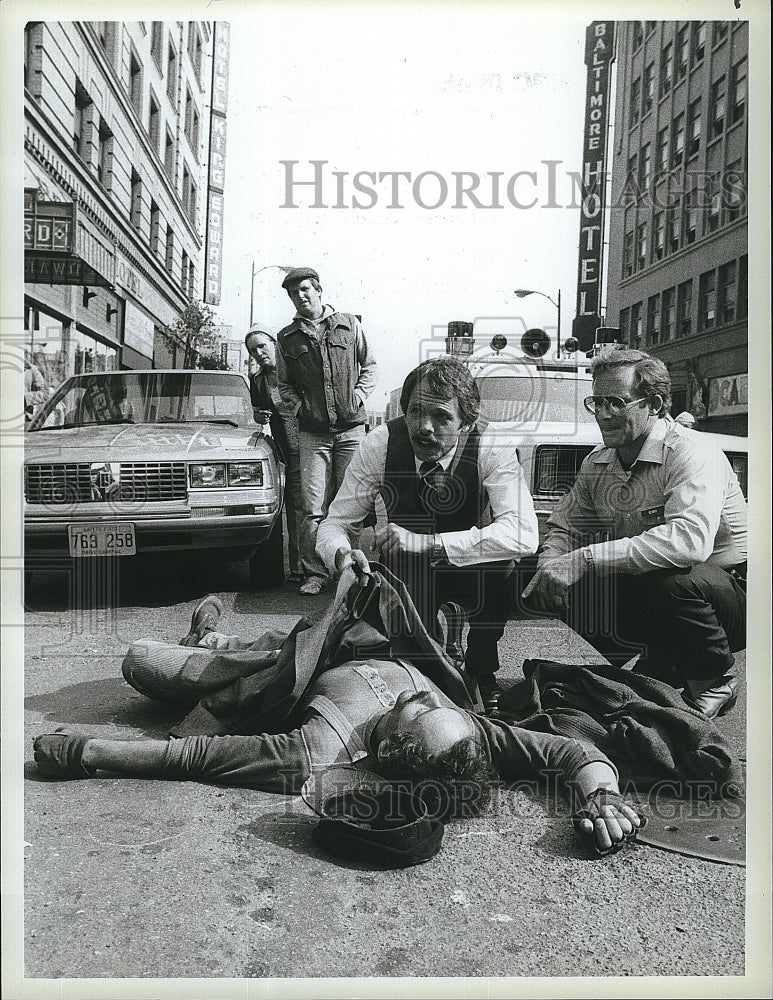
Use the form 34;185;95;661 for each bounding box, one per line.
418;461;443;512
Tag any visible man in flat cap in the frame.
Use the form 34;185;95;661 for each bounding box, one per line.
277;268;378;595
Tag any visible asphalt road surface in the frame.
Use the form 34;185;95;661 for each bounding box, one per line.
14;553;764;995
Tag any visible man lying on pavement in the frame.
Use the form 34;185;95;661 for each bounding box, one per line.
34;568;642;858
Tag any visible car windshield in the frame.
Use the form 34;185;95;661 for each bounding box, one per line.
476;375;596;424
27;372;254;431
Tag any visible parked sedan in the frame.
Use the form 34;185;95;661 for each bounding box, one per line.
24;369;285;587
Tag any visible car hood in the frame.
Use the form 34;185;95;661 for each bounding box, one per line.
25;422;272;459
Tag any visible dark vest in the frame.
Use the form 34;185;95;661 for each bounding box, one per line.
380;417;488;535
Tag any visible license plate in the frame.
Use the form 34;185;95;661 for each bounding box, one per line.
68;523;136;557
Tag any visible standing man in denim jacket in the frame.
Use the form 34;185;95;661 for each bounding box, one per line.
277;267;378;596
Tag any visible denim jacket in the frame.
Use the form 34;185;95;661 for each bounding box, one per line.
277;308;377;433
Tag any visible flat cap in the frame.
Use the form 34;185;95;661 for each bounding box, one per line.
281;266;320;289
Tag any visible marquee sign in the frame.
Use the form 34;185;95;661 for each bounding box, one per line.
24;194;75;253
204;21;230;306
572;21;616;351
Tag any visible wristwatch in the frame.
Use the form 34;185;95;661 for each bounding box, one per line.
431;534;446;561
580;546;595;572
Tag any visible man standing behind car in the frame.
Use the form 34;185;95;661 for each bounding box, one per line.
277;267;377;596
245;326;303;585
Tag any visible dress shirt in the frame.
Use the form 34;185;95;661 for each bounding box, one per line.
316;422;539;569
540;417;747;575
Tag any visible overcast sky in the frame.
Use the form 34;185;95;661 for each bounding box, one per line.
216;4;596;407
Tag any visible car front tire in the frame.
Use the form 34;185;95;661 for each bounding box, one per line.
248;521;285;589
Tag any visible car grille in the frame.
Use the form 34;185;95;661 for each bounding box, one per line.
25;462;188;504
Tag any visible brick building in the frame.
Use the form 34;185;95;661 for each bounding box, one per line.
605;20;747;434
23;20;229;411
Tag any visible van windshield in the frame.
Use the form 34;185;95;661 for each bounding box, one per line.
475;376;596;424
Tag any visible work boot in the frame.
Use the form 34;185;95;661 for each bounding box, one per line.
299;576;325;596
683;672;740;719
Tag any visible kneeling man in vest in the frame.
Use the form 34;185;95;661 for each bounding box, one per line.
316;356;539;710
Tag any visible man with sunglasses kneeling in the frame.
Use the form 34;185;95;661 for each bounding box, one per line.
523;347;747;720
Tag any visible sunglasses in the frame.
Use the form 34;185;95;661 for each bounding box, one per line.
583;395;648;415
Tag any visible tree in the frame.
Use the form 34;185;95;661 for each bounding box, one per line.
161;301;223;369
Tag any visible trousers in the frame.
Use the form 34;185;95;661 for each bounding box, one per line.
562;563;746;683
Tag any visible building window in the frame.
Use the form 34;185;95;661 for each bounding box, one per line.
671;113;685;166
165;225;174;274
645;21;656;35
130;169;142;230
667;207;681;253
646;294;661;345
151;22;164;68
623;230;634;278
167;42;177;104
660;42;673;97
182;166;197;224
717;261;737;325
737;255;747;320
724;162;745;223
188;261;196;299
638;144;651;192
97;116;113;189
73;80;92;160
683;189;698;245
676;25;689;81
630;76;641;126
687;98;701;157
677;280;692;337
632;21;643;50
635;223;647;271
181;249;189;293
698;270;716;331
662;287;676;340
706;174;722;234
148;92;160;152
187;23;202;80
150;200;160;255
656;126;669;172
94;22;118;62
710;76;726;138
691;22;706;64
642;62;655;116
184;88;199;151
164;128;175;177
730;58;747;124
712;22;729;46
653;210;665;260
630;302;643;347
129;50;143;117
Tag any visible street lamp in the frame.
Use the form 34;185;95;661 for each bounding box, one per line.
514;287;562;355
249;262;294;326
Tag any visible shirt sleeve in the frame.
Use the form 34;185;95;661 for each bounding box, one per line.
472;715;618;785
439;428;540;566
353;317;378;406
316;425;387;571
589;436;730;575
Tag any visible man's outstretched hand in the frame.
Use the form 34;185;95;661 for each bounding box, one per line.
334;546;371;584
573;787;642;856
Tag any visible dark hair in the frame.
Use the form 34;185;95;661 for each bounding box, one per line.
399;357;481;428
589;346;672;416
376;732;494;820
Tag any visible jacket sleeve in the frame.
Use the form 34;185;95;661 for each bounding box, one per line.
352;317;378;406
276;336;302;415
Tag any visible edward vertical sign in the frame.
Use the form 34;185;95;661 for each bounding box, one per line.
572;21;616;352
204;22;230;306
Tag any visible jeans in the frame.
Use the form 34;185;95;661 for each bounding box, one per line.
561;563;746;683
284;449;303;576
299;425;365;579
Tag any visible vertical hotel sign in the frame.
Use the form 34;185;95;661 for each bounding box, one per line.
572;21;616;352
204;22;230;306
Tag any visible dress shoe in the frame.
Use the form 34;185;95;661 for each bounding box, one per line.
179;595;223;646
476;675;501;715
683;673;739;719
299;576;325;596
439;601;465;664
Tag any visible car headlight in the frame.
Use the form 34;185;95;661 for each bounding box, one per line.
189;463;226;488
227;461;264;486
